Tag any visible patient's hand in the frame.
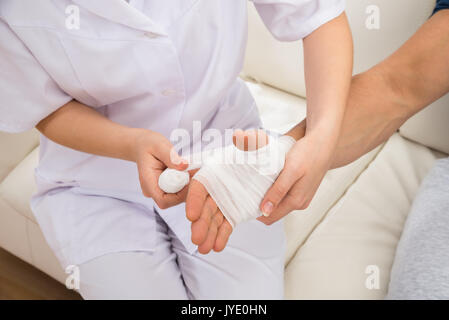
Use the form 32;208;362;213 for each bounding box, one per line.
186;129;269;254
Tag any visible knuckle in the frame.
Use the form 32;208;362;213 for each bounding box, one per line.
215;213;224;225
141;189;151;198
288;162;305;176
303;199;312;209
141;187;152;198
157;200;169;209
206;197;217;210
299;203;309;210
210;216;219;228
294;197;305;209
271;184;287;200
297;198;311;210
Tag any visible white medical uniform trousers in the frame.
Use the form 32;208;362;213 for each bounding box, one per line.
77;206;285;300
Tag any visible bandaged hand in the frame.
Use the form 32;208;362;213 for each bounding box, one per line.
158;129;295;254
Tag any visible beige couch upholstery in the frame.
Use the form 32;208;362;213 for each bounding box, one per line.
0;0;448;298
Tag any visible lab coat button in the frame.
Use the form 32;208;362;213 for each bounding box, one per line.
162;89;176;96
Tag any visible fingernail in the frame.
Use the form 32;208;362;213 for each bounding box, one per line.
176;156;189;168
262;201;273;217
170;150;184;166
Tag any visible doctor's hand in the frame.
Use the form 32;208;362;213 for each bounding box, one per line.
135;131;192;209
258;128;334;226
185;129;269;254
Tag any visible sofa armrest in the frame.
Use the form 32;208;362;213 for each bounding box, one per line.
0;129;40;182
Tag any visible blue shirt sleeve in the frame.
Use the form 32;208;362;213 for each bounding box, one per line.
433;0;449;15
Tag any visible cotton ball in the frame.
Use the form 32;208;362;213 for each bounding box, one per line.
158;168;190;194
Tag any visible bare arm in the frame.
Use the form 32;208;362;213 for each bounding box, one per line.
301;12;353;157
288;9;449;168
36;100;144;162
260;13;353;218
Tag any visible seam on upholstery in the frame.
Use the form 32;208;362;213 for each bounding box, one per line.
284;140;388;268
0;193;38;225
0;196;37;224
400;135;449;157
0;144;40;187
242;75;307;100
0;198;34;261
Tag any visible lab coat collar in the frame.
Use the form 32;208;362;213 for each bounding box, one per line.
72;0;168;36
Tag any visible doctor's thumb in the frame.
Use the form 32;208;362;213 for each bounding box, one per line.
154;141;189;171
260;170;296;217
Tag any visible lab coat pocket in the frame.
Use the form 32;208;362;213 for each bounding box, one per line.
58;34;185;108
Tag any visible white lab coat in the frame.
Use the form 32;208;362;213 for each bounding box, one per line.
0;0;345;268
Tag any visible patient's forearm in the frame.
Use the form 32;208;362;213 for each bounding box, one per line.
287;10;449;169
326;69;408;168
386;9;449;113
286;68;405;167
36;100;144;162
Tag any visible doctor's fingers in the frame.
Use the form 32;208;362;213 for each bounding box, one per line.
188;169;199;179
257;193;296;226
149;134;189;171
141;169;188;209
155;187;188;209
136;131;187;171
260;160;305;217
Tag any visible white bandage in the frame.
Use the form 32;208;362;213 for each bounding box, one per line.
158;135;296;228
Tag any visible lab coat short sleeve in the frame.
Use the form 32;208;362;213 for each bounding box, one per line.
251;0;345;41
0;19;71;133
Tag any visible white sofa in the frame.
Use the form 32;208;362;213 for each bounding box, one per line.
0;0;448;299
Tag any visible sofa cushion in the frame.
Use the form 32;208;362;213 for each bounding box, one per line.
345;0;434;74
27;219;66;284
0;147;39;223
243;6;306;98
0;199;33;264
245;81;307;133
400;95;449;155
284;145;381;264
284;134;438;299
